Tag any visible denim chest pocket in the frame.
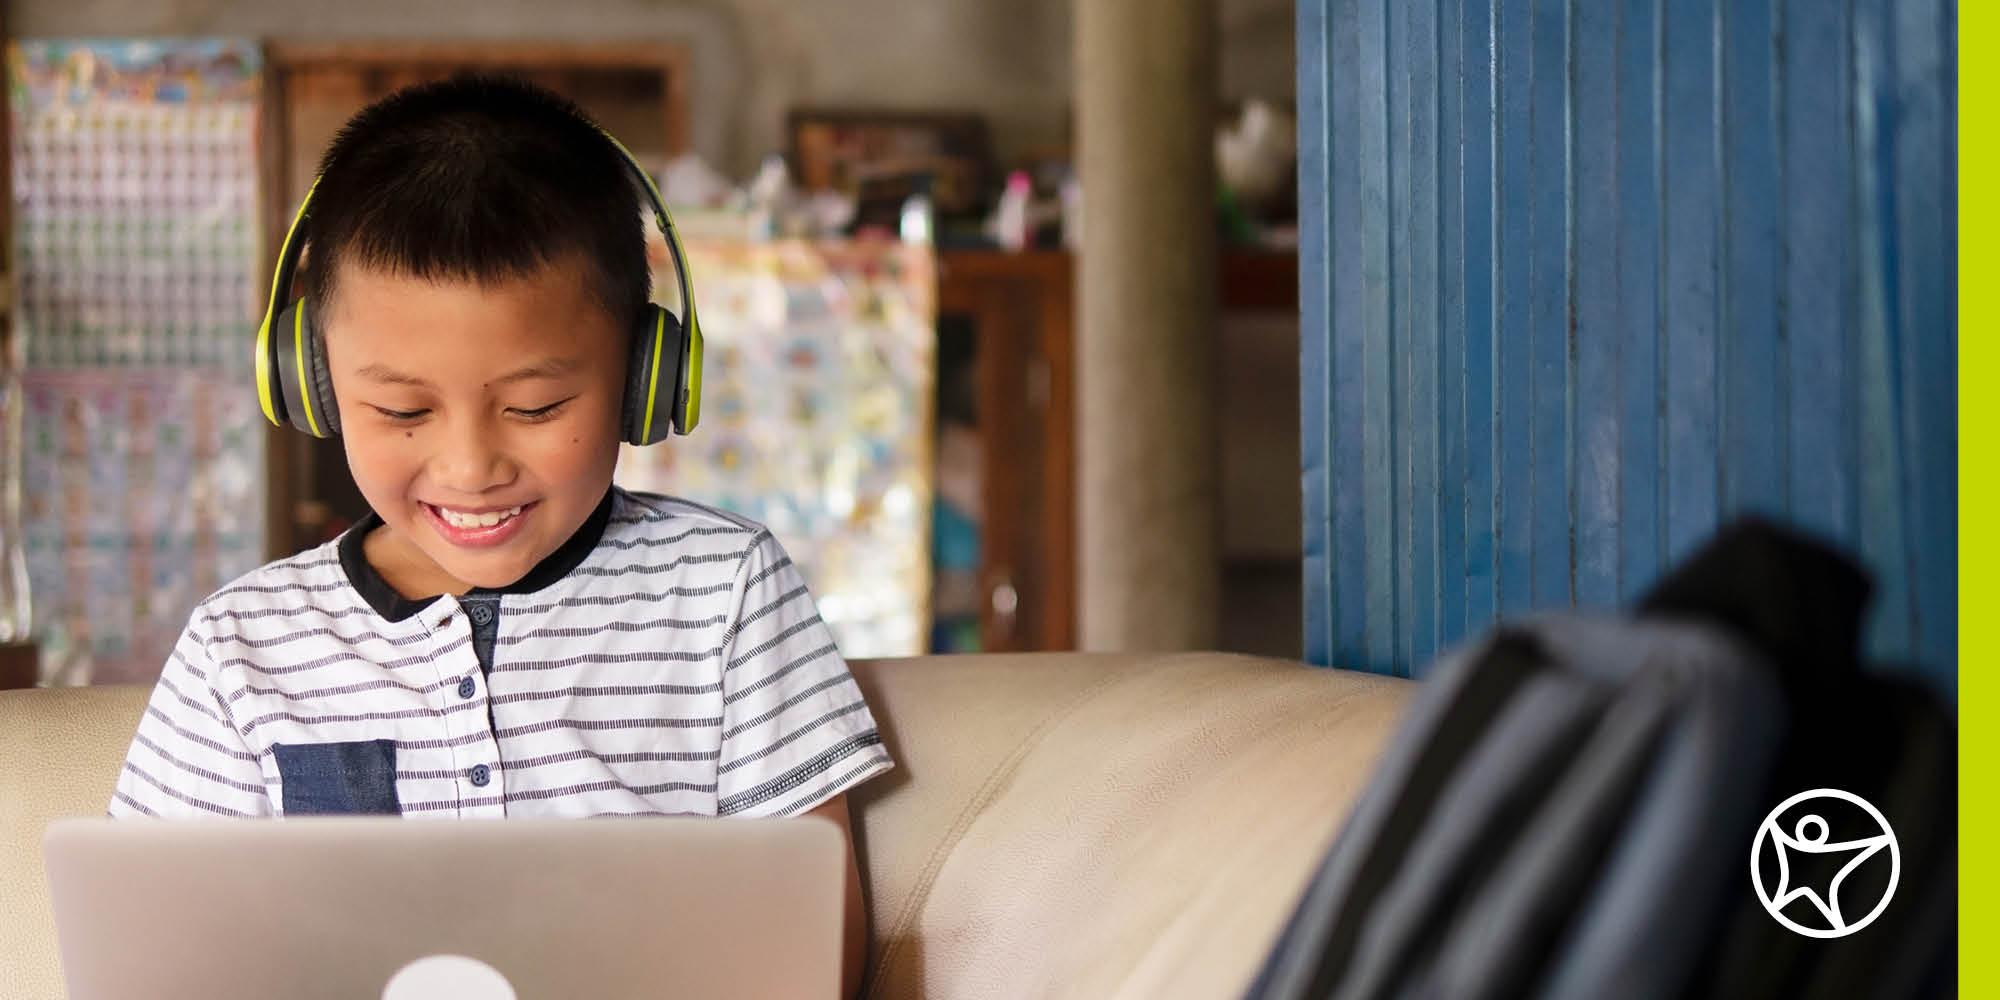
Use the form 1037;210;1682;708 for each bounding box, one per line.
272;740;402;815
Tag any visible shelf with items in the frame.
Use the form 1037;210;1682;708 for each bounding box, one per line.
617;235;940;660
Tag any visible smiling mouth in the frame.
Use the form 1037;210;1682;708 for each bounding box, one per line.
427;504;526;529
420;501;541;547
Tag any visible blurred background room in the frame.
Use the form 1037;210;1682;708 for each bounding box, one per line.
0;0;1306;688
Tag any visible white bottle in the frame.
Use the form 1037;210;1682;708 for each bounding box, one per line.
745;153;792;240
993;170;1033;251
900;190;933;245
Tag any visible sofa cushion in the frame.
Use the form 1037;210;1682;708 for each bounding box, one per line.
845;653;1411;999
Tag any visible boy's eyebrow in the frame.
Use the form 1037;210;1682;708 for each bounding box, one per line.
356;364;433;388
354;358;582;388
490;358;584;384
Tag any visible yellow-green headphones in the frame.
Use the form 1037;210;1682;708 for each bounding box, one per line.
255;129;703;445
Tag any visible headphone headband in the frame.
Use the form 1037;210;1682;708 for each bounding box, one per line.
595;130;704;436
254;174;320;430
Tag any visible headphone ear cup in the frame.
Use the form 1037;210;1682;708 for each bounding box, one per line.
260;309;293;431
299;308;341;436
623;304;686;446
271;299;338;438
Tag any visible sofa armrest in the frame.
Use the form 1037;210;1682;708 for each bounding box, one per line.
0;684;150;1000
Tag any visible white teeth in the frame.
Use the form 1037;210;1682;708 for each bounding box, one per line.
437;505;523;529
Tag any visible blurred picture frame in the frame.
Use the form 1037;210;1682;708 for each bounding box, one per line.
787;108;994;219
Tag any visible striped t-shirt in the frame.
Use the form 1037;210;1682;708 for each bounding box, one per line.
107;487;893;819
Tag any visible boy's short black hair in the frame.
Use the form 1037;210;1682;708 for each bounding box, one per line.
300;75;650;333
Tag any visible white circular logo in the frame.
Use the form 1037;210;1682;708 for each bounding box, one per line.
1750;788;1900;938
382;955;517;1000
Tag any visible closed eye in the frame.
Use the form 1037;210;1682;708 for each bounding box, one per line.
509;397;576;422
371;406;428;422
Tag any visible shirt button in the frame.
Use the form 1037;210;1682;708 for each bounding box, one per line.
457;676;476;700
469;605;495;626
469;764;491;787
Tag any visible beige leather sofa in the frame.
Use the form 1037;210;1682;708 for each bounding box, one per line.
0;652;1412;999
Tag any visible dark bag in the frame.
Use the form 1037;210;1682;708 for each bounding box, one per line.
1247;520;1955;1000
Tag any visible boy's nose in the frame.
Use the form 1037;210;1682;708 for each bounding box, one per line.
430;421;516;495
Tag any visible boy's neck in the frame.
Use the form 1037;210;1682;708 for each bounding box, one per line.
361;526;475;601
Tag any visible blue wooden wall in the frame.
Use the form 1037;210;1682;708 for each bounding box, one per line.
1298;0;1957;688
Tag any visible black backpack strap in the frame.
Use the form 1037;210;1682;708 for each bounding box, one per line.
1636;517;1872;687
1247;630;1553;1000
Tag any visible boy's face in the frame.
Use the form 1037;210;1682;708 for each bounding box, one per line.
323;255;629;596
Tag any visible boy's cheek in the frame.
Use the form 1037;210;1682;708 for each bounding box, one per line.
542;400;626;474
340;432;424;519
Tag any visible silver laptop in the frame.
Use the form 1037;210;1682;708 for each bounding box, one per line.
44;816;845;1000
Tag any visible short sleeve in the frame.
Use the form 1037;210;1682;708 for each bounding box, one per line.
107;623;271;818
714;532;894;817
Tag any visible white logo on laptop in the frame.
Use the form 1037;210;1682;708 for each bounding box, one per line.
382;955;517;1000
1751;788;1899;938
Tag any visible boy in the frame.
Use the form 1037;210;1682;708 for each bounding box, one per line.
106;77;893;995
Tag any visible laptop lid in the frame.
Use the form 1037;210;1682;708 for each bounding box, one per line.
43;816;844;1000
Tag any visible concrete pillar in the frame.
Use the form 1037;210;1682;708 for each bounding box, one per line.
1075;0;1221;650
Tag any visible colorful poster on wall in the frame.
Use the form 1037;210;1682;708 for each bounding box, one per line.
617;237;936;658
9;39;266;684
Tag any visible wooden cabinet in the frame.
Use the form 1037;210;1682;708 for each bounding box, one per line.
937;250;1075;652
938;248;1299;654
